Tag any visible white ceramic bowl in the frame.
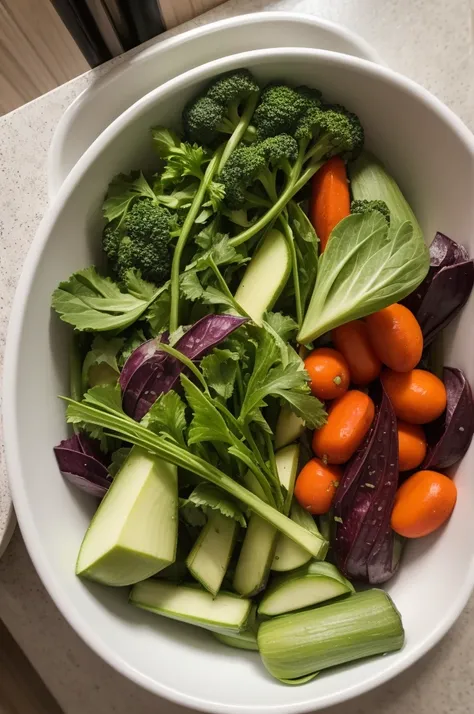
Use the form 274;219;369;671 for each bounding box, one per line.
47;11;382;200
4;48;474;713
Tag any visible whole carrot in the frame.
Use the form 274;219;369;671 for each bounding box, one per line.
310;156;351;252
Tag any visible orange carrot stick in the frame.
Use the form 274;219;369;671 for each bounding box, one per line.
310;156;350;252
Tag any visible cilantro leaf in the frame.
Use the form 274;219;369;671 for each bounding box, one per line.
151;126;209;187
240;328;327;429
52;267;161;332
103;172;156;224
180;271;204;301
264;312;298;342
83;384;124;415
82;335;124;389
205;181;226;212
186;483;246;527
145;283;170;333
117;327;148;368
142;391;187;447
180;375;232;446
68;384;124;449
201;348;240;400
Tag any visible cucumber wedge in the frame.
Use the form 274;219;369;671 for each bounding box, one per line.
275;406;305;450
259;561;354;617
130;580;251;633
76;447;177;586
233;446;300;597
233;515;278;597
275;444;300;514
186;511;238;596
213;630;259;651
272;500;321;572
234;228;291;324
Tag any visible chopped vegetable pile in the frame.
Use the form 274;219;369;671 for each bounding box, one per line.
51;68;474;685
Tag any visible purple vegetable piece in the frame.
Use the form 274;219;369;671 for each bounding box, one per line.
121;334;169;417
367;528;403;585
54;434;111;498
403;232;474;346
119;339;159;392
133;314;248;421
332;386;400;584
423;367;474;470
75;432;108;465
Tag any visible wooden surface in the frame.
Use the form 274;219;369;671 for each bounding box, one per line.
159;0;226;29
0;0;89;115
0;618;63;714
0;0;226;116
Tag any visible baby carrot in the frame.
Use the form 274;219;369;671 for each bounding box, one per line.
310;156;350;252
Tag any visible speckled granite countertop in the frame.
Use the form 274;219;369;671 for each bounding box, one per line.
1;0;473;711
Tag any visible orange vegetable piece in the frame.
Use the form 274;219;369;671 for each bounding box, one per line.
381;368;447;424
294;458;342;515
391;470;457;538
312;390;375;465
332;320;382;385
304;347;350;400
365;303;423;372
398;421;426;471
310;156;350;252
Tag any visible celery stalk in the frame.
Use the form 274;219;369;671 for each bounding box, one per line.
258;589;404;681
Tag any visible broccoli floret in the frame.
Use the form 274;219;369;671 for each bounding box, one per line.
103;200;172;285
220;134;298;207
351;199;390;224
183;69;260;146
253;84;322;139
296;104;364;162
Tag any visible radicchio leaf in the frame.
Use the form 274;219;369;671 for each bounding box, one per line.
54;433;111;498
403;232;474;346
120;333;169;417
422;367;474;470
122;314;247;420
332;386;400;584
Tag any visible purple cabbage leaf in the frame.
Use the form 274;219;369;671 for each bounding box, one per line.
423;367;474;470
120;314;247;420
332;386;401;584
403;232;474;346
54;433;111;498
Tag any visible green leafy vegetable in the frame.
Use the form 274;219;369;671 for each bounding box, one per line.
52;267;166;332
144;283;170;333
186;483;246;527
103;172;156;224
298;211;430;344
142;391;188;447
240;328;326;429
82;335;124;390
63;395;328;558
201;348;240;400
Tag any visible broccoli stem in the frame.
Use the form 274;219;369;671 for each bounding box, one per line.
228;143;324;248
279;217;303;326
169;146;224;332
218;92;260;174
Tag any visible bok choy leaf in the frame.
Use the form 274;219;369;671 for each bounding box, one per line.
298;211;429;344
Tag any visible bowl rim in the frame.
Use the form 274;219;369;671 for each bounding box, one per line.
4;47;474;714
47;10;383;199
